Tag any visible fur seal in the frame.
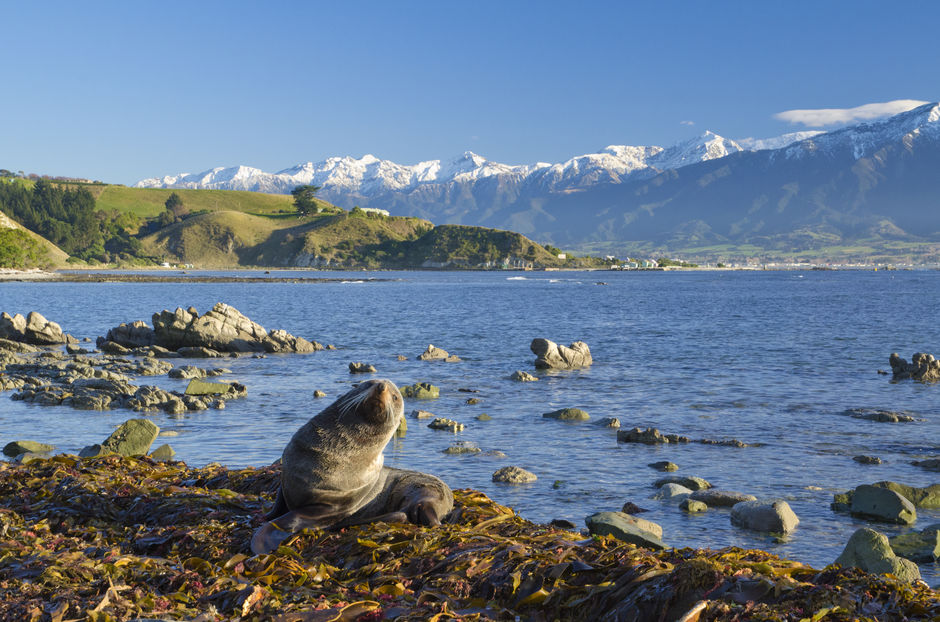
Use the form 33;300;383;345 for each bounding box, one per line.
251;378;454;554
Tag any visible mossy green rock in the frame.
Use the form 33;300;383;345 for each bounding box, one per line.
542;408;590;421
850;485;917;525
872;481;940;509
888;524;940;562
100;418;160;457
149;444;176;461
476;413;492;421
585;511;666;550
680;499;708;513
14;452;51;464
400;382;440;399
835;528;921;583
3;440;55;457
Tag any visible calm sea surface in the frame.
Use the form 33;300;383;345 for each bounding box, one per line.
1;269;938;583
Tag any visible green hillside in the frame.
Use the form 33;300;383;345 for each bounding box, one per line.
1;177;599;269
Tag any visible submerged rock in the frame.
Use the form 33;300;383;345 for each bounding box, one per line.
442;441;482;455
690;489;757;507
648;461;679;472
585;511;666;550
618;427;690;444
835;528;921;583
510;370;539;382
842;408;922;422
348;362;376;373
542;407;590;421
530;338;592;370
888;524;940;562
680;499;708;513
912;458;940;472
889;351;940;382
492;466;536;483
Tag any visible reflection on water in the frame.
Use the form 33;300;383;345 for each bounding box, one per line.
0;269;938;582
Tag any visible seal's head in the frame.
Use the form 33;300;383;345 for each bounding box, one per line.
328;378;403;437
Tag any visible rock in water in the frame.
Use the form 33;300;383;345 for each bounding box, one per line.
542;408;590;421
99;418;160;457
835;528;921;583
730;500;799;534
400;382;440;399
850;485;917;525
0;311;74;345
97;320;155;348
150;444;176;461
585;511;666;550
417;344;460;362
690;489;757;507
151;303;318;353
349;362;376;373
530;338;592;370
889;524;940;562
510;370;539;382
889;351;940;382
492;466;537;483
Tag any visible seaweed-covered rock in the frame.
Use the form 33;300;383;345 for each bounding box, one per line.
730;500;799;534
417;344;460;362
889;351;940;382
492;466;536;483
850;485;916;525
442;441;481;455
400;382;440;399
427;417;463;432
835;528;921;583
348;362;376;373
530;338;592;370
871;481;940;509
585;511;666;550
542;407;590;421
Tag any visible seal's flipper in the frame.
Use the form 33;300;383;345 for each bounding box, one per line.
406;500;444;526
334;510;408;529
250;505;338;555
263;486;289;521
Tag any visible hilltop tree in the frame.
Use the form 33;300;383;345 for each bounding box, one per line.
165;192;187;218
291;184;321;216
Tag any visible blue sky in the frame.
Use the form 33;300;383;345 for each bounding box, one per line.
3;1;937;184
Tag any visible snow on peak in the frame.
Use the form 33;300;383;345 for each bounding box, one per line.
736;131;826;151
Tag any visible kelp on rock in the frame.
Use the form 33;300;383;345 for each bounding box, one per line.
0;456;936;621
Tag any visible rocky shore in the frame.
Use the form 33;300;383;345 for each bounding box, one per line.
0;455;937;621
1;316;939;619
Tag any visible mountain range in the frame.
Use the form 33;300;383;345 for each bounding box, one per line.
137;104;940;261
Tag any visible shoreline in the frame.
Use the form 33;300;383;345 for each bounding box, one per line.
0;454;935;621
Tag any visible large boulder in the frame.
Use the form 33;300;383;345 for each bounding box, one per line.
730;500;799;534
888;524;940;562
889;351;940;382
530;338;592;370
151;303;317;353
585;511;666;550
850;485;917;525
97;320;154;348
835;528;921;583
0;311;75;345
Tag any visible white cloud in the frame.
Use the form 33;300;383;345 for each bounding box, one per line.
773;99;930;127
680;120;695;126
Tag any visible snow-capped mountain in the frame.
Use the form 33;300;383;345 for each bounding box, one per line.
135;130;796;198
136;103;940;255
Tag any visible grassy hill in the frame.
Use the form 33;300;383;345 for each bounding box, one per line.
2;178;599;269
0;210;69;269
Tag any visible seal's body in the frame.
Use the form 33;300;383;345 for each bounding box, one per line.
251;379;453;554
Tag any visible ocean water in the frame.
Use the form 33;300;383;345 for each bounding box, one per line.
1;269;938;583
